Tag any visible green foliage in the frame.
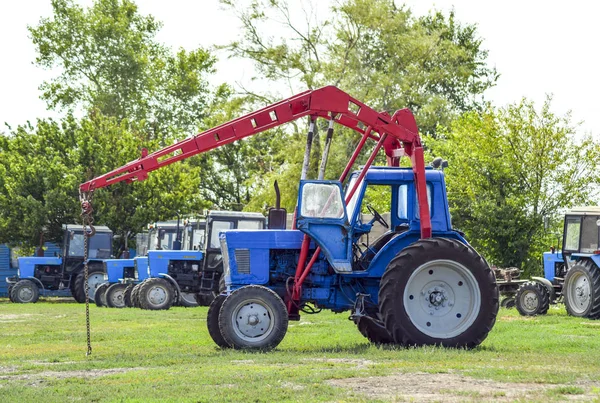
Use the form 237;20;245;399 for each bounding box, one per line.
221;0;497;134
29;0;215;135
431;98;600;274
0;114;210;248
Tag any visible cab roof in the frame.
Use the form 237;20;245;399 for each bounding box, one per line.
355;166;444;182
567;206;600;216
64;224;112;233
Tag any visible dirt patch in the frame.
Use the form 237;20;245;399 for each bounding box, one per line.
304;358;373;369
0;313;42;321
328;372;596;402
498;315;535;322
0;367;144;382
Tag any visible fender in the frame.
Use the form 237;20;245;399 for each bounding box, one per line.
531;276;556;302
23;276;46;296
591;254;600;268
367;232;468;278
158;273;183;303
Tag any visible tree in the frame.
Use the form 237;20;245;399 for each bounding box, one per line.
221;0;497;134
220;0;498;210
0;114;210;250
431;98;600;275
29;0;216;136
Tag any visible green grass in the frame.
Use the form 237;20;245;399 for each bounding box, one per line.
0;300;599;402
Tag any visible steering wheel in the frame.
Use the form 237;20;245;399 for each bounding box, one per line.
366;204;389;229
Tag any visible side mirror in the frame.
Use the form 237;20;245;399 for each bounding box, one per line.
69;231;75;240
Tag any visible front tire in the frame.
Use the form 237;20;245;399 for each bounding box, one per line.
563;260;600;318
207;295;230;348
139;278;174;310
10;280;40;303
106;283;128;308
218;285;288;350
178;292;199;307
94;283;110;307
73;264;105;303
515;281;549;316
123;284;135;307
379;238;498;348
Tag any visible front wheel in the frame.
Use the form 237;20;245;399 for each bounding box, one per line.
355;315;394;345
379;238;498;348
10;280;40;303
207;295;230;348
178;292;199;307
106;283;129;308
123;284;135;307
94;283;110;307
139;278;174;310
563;260;600;318
218;285;288;350
515;281;549;316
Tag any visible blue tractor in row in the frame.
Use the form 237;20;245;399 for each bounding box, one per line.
130;211;266;310
515;207;600;318
6;225;112;303
78;86;499;350
95;219;196;308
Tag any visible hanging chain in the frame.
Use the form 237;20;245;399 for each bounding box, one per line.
80;190;96;356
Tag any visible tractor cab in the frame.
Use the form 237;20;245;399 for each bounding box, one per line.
296;167;452;273
182;219;206;251
562;207;600;266
148;221;182;251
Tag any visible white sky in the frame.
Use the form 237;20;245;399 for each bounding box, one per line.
0;0;599;139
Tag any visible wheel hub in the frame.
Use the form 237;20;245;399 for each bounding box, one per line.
522;291;539;312
149;286;167;305
19;287;33;301
404;259;481;339
234;301;272;340
568;272;591;314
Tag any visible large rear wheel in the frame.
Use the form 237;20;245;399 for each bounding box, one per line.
73;264;105;303
218;285;288;350
379;238;498;348
563;260;600;318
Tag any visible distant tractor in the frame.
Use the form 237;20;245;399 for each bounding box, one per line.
133;212;265;310
515;207;600;317
79;86;499;350
7;225;112;303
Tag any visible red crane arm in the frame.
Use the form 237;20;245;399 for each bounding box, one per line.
79;85;431;238
80;86;419;190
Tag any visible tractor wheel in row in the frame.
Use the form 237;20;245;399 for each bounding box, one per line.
73;264;105;303
563;260;600;318
195;291;217;307
379;237;499;348
132;283;143;308
500;296;516;309
123;284;135;307
515;282;549;316
179;292;199;307
106;283;128;308
10;280;39;303
139;278;174;310
218;285;288;350
94;283;110;307
207;294;230;348
8;284;15;303
355;315;394;345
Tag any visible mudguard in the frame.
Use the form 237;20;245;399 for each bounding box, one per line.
531;276;556;302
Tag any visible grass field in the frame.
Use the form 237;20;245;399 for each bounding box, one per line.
1;299;599;402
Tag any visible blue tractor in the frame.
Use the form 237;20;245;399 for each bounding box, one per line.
98;220;196;308
515;207;600;317
133;212;265;310
7;225;112;303
78;86;499;350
